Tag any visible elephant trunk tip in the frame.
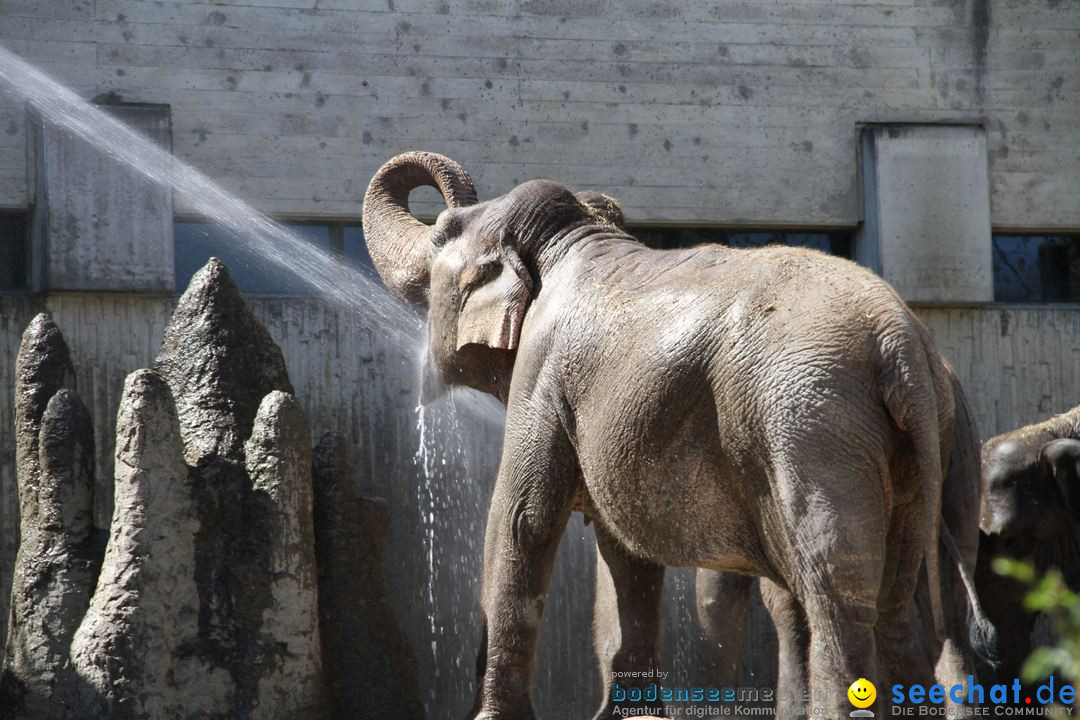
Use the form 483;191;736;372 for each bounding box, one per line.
362;151;477;306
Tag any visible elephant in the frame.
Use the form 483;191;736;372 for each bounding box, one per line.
695;363;993;717
362;151;982;719
977;404;1080;684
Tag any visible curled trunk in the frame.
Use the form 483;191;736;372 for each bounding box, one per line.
362;151;477;305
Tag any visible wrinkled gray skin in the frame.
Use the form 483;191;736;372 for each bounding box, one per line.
981;408;1080;542
696;365;991;717
363;152;963;719
977;405;1080;684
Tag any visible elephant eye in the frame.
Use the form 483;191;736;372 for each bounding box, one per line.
461;258;500;292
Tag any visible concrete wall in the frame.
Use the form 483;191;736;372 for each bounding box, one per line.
920;305;1080;439
858;124;994;303
30;104;175;292
0;1;1078;228
2;293;1079;718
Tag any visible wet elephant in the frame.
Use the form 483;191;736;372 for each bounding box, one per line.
363;151;978;719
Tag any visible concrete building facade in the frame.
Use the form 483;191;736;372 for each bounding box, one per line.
1;1;1079;717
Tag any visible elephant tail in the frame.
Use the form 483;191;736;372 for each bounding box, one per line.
879;331;949;646
913;411;948;646
940;519;999;667
941;363;999;668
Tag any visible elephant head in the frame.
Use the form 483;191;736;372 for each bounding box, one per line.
362;151;622;403
981;434;1080;539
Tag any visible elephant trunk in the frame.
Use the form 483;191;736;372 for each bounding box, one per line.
362;152;477;305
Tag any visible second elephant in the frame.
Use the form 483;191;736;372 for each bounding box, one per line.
978;401;1080;685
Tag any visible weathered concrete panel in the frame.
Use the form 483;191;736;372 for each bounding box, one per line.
30;103;174;292
918;305;1080;438
858;125;994;304
0;98;28;209
0;1;1077;226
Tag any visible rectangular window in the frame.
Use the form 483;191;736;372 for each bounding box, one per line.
0;213;28;290
174;220;369;295
993;234;1080;303
342;225;373;269
631;227;852;258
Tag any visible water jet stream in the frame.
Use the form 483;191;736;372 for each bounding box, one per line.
0;41;504;419
0;43;419;345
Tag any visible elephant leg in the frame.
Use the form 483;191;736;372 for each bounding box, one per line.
877;577;935;703
802;592;879;718
759;580;809;720
694;569;752;689
875;497;936;698
593;523;665;720
474;416;578;720
785;477;884;716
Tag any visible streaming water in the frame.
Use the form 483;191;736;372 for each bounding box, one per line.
0;43;423;346
414;388;480;696
414;401;441;644
0;41;508;716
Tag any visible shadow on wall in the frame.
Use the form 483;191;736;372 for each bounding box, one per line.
0;259;422;720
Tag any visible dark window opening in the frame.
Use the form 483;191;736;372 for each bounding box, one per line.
993;234;1080;303
174;220;369;295
342;225;372;270
175;221;852;294
0;213;28;290
632;227;852;258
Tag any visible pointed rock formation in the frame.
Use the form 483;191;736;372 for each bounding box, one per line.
313;432;423;720
2;314;99;720
3;262;417;720
155;257;292;465
70;272;330;720
11;313;75;530
136;259;325;718
38;391;97;543
70;369;226;719
246;392;325;719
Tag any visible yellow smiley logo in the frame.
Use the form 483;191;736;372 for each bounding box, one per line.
848;678;876;708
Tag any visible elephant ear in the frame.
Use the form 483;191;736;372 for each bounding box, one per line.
456;230;534;351
1040;438;1080;518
